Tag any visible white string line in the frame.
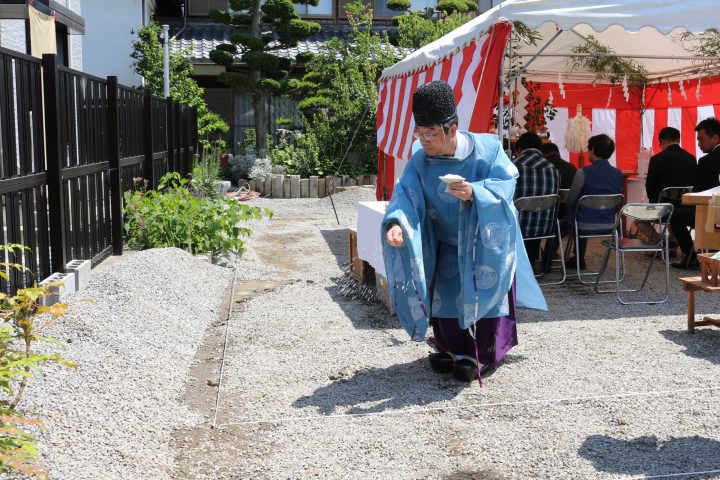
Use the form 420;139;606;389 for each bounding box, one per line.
618;469;720;480
219;385;720;427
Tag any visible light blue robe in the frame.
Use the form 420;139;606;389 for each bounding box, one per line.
381;132;547;342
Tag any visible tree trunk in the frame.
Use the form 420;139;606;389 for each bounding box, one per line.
253;90;267;153
250;0;267;153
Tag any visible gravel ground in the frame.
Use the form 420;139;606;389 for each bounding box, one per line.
203;187;720;479
17;249;234;480
12;186;720;479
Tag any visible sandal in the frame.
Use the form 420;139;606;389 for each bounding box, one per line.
452;356;478;382
428;352;455;374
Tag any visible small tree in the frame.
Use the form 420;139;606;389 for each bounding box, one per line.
131;22;229;147
283;1;398;175
388;0;474;50
208;0;321;153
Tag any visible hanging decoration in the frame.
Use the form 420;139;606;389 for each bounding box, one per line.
565;104;592;168
606;87;613;108
641;83;646;107
548;90;554;107
696;77;702;101
622;74;630;102
558;73;566;99
679;77;687;100
667;80;672;105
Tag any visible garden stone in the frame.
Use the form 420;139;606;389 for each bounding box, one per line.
264;174;272;196
370;174;377;187
283;177;291;198
272;175;284;198
309;176;318;198
300;179;309;198
290;175;301;198
342;175;349;186
325;176;335;195
347;178;357;187
318;178;326;197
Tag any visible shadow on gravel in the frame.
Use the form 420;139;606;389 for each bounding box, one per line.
659;329;720;365
292;358;466;415
579;434;720;478
320;228;351;268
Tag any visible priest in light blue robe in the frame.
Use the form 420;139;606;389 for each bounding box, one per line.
382;80;547;382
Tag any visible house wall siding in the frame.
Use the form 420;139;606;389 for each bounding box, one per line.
82;0;146;86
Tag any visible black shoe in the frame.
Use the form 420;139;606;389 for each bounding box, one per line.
564;256;586;270
428;352;454;374
672;254;699;270
452;358;478;382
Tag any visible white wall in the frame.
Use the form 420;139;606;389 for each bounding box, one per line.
0;20;27;55
82;0;148;87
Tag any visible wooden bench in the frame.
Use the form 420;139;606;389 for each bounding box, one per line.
679;276;720;333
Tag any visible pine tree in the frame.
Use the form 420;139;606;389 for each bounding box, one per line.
208;0;321;153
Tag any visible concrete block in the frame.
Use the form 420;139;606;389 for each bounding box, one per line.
309;176;319;198
216;180;231;196
325;176;335;195
319;178;327;197
370;175;377;187
264;174;272;196
347;178;358;187
39;272;76;306
65;259;91;292
300;178;309;198
341;175;349;186
283;177;291;198
272;174;284;198
290;175;301;197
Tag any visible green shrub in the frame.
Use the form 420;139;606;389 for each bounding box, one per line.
268;131;324;177
124;173;271;255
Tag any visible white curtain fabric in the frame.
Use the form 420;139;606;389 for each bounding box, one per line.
641;109;655;151
545;107;570;161
591;109;617;166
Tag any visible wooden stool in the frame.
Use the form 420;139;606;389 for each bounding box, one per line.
679;276;720;333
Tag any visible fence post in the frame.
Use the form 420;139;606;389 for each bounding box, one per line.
42;54;68;274
107;76;123;256
143;88;155;188
166;97;175;174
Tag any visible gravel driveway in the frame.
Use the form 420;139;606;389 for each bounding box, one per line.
16;186;720;479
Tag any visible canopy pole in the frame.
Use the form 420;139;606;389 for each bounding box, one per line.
508;29;563;86
498;41;506;148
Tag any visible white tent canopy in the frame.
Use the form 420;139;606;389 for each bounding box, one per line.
380;0;718;83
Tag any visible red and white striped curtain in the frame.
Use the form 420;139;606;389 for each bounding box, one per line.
376;21;512;162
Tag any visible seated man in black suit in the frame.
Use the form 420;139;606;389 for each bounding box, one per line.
670;118;720;270
636;127;696;244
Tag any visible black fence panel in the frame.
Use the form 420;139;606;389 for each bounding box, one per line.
117;86;145;191
56;66;113;265
0;47;49;294
150;94;169;188
0;50;198;296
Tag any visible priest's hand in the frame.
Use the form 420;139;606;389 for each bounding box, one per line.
386;224;404;247
449;181;473;201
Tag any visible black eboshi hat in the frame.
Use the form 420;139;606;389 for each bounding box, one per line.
412;80;458;127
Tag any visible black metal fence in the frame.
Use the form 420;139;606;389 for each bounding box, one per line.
0;47;198;295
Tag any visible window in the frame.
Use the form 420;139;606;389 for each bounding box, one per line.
295;0;332;16
187;0;228;16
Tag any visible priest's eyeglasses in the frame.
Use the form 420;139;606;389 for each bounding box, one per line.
413;129;442;141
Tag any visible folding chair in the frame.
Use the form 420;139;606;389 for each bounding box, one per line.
566;194;625;284
514;194;566;285
595;203;674;304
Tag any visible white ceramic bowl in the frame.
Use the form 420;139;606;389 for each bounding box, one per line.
439;174;465;184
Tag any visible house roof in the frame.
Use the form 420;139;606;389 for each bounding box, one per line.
170;22;399;63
